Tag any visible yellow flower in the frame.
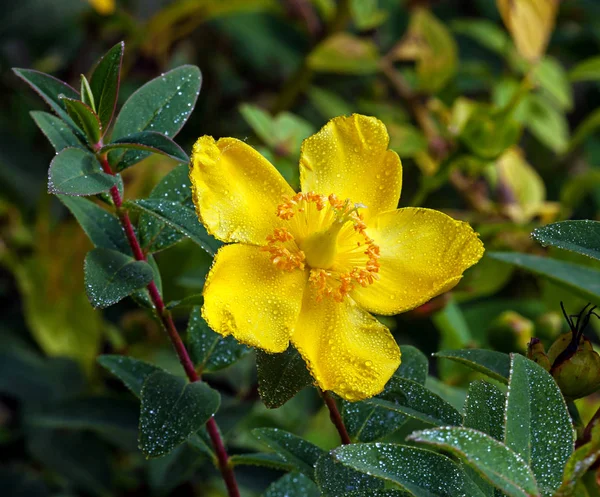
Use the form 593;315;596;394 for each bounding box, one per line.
190;114;484;401
89;0;115;15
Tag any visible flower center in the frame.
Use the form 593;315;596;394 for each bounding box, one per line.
262;192;380;302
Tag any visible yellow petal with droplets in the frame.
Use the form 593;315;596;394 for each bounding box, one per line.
292;287;400;401
351;208;484;315
190;136;295;245
299;114;402;220
203;244;307;353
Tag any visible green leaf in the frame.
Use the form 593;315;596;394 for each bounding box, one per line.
451;19;511;56
434;349;511;383
532;221;600;261
533;57;573;111
252;428;324;479
229;452;293;472
84;248;154;308
343;346;428;442
187;307;249;373
569;56;600;83
89;41;124;131
48;147;117;196
524;94;569;154
408;428;539;497
13;68;80;130
315;452;385;496
57;195;130;254
166;294;204;310
463;380;506;442
308;86;353;120
489;252;600;304
505;354;574;496
138;164;191;252
147;443;207;496
256;346;313;409
61;97;102;144
308;33;380;74
350;0;388;30
128;199;220;256
341;492;411;497
139;371;220;458
331;443;487;497
31;111;84;152
569;107;600;151
263;473;320;497
555;424;600;497
109;65;201;170
102;131;189;166
366;376;463;426
80;75;95;111
97;355;161;397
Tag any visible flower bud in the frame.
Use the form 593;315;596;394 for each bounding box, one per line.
488;311;534;353
527;338;551;372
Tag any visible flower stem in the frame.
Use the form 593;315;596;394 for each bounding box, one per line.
320;389;351;445
96;152;240;497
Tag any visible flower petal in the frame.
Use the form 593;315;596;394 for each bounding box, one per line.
351;208;484;315
292;287;400;401
190;136;295;245
299;114;402;220
203;244;307;353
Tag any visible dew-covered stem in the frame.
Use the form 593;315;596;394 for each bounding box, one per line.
96;150;241;497
320;389;352;445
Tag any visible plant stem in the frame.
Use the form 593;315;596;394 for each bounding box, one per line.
96;151;241;497
320;389;351;445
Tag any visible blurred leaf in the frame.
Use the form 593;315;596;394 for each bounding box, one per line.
139;370;220;458
524;94;569;154
464;380;506;441
350;0;387;31
0;468;49;497
505;354;574;495
98;355;162;398
48;147;117;196
58;195;130;254
343;346;428;442
532;221;600;261
330;443;486;497
109;65;201;170
555;424;600;497
569;56;600;83
315;452;385;496
102;131;188;165
252;428;324;479
569;108;600;152
187;306;250;373
408;427;538;497
451;18;511;56
27;429;112;497
495;147;546;223
533;57;573;111
434;349;511;383
308;33;380;74
489;252;600;304
394;8;457;93
138;164;191;253
128;199;220;256
367;376;463;426
166;293;204;310
461;108;522;159
13;68;80;131
560;169;600;217
147;443;207;497
30;111;85;152
387;123;428;158
256;346;313;409
497;0;558;62
89;41;123;131
308;87;353;120
229;452;293;471
84;247;154;308
263;472;320;497
61;97;101;144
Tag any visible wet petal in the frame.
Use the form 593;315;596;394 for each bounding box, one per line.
203;244;307;353
352;208;484;315
292;287;400;401
190;136;295;245
299;114;402;220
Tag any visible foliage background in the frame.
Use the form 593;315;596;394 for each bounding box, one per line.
2;0;600;496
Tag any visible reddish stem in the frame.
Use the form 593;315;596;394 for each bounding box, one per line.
96;151;240;497
320;390;352;445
